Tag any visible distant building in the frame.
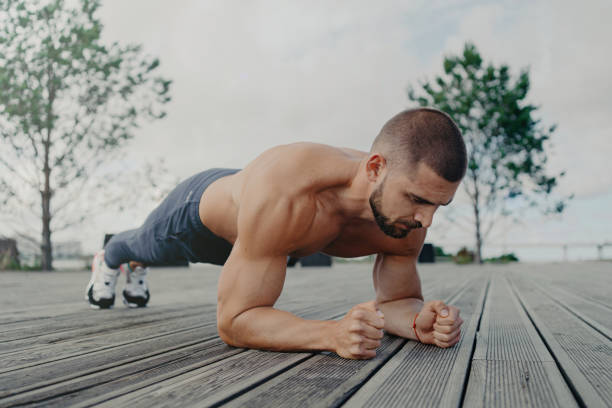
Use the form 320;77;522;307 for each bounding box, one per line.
53;241;83;259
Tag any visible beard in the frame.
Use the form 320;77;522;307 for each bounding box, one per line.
369;180;422;239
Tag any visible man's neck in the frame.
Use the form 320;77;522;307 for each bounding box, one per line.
331;156;374;222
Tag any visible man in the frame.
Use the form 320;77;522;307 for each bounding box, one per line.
86;107;466;359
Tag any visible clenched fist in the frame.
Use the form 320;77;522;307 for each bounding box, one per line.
333;301;385;359
415;300;463;348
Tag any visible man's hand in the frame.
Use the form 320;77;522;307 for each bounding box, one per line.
333;301;385;359
415;300;463;348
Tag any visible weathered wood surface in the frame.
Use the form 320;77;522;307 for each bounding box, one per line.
0;261;610;407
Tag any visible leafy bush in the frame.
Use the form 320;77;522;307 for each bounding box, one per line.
484;253;519;263
453;247;475;264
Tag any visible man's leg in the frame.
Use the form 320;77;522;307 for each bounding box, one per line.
85;169;218;309
86;226;160;309
85;168;241;309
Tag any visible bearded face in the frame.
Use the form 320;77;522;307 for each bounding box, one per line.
368;177;422;239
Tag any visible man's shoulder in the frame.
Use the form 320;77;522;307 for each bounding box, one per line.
243;142;363;194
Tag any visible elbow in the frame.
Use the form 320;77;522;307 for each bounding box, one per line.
217;324;236;347
217;317;235;346
217;308;241;347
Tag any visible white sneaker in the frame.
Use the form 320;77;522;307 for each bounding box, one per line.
120;263;150;308
85;251;120;309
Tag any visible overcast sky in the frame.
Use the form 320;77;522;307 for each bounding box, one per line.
68;0;612;260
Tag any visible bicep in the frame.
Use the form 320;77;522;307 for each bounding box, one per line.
218;239;287;320
218;174;314;320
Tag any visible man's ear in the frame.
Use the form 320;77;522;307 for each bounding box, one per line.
366;154;387;182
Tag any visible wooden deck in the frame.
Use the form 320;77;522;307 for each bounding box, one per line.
1;261;610;407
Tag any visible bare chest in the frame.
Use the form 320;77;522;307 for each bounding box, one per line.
290;213;396;259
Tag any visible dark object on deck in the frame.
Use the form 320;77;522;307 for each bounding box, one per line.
418;243;435;263
103;234;114;248
0;238;19;269
290;252;333;267
102;234;189;267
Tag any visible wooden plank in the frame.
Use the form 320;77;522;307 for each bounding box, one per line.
93;350;314;408
463;276;578;408
1;339;241;408
180;276;474;407
0;324;219;399
509;276;612;407
0;314;215;372
343;274;488;408
0;305;210;352
529;281;612;338
0;262;483;407
0;300;356;408
467;360;578;408
73;277;467;408
0;296;352;401
54;302;355;408
0;267;373;373
513;262;612;309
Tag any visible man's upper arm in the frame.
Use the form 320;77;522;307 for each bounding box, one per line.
217;168;315;326
373;230;427;302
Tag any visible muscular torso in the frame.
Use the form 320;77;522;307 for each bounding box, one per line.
198;142;422;260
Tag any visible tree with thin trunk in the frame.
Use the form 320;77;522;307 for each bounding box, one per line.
408;43;569;263
0;0;171;270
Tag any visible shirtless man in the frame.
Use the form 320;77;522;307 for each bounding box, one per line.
86;107;467;359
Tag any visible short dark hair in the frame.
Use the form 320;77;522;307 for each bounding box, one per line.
371;108;467;182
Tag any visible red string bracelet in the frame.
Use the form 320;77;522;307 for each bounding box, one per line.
413;312;421;342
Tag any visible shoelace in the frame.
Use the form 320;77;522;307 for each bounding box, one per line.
94;256;118;294
126;266;148;295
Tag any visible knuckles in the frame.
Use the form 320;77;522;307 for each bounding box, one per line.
349;322;364;333
351;309;365;320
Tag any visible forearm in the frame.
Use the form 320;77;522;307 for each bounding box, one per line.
219;306;337;352
378;297;423;340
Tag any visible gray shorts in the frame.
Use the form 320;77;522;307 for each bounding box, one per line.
104;168;240;268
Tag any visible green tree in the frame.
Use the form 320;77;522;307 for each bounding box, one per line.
408;43;569;263
0;0;171;270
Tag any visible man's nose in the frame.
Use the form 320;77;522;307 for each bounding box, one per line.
414;208;435;228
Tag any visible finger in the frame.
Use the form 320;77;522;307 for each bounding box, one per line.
433;332;460;348
350;345;376;359
436;306;460;325
424;300;451;321
433;328;461;343
359;300;379;313
434;317;464;333
439;328;462;345
359;349;377;359
422;300;446;315
358;308;385;330
362;337;382;350
447;331;462;347
359;323;384;340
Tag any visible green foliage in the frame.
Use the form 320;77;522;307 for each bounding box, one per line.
434;245;448;257
408;43;570;262
0;0;172;269
0;0;171;173
484;253;519;263
453;247;475;265
0;252;20;270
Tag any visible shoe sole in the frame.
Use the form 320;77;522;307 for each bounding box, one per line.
85;284;115;309
122;291;149;308
122;289;150;308
123;297;147;308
